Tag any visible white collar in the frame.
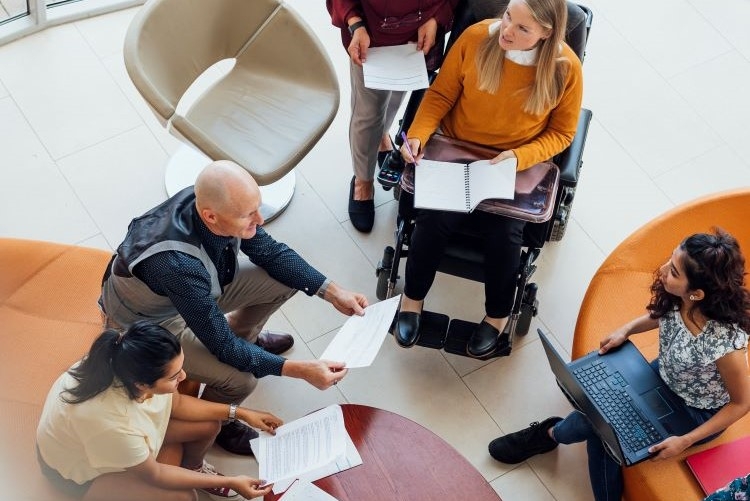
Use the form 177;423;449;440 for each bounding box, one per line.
506;48;538;65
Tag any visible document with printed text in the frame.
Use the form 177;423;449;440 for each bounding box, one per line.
257;405;347;488
319;295;400;368
279;480;339;500
363;43;429;91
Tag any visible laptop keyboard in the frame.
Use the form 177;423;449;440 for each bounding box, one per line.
574;360;662;453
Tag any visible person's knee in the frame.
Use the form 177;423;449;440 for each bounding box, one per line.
205;373;258;403
167;489;198;501
195;419;222;441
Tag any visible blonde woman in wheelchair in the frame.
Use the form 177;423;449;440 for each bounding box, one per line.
398;0;583;356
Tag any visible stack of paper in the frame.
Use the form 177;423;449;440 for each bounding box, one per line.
253;405;363;494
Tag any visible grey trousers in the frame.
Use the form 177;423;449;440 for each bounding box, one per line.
158;260;296;404
349;61;406;181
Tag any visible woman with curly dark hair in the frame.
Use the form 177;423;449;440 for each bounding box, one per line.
488;228;750;501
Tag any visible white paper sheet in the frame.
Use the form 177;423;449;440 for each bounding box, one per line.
257;405;347;487
279;480;339;501
251;407;363;495
319;295;400;368
272;432;362;494
363;43;429;91
415;157;517;212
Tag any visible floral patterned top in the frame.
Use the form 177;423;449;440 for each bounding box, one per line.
658;309;748;409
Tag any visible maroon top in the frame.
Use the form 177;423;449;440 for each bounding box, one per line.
327;0;459;69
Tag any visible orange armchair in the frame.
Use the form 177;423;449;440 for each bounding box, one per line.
573;189;750;500
0;239;190;500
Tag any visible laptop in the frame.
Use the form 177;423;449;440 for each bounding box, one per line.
538;329;695;466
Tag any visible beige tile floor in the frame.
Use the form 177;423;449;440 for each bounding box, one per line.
1;1;749;499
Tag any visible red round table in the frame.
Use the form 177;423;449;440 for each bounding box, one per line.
265;404;501;500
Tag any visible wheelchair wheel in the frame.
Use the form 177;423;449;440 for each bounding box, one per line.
376;246;395;300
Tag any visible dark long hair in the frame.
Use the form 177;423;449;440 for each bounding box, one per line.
647;228;750;332
61;321;181;404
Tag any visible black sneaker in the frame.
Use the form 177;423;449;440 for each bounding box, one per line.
215;420;259;456
488;416;563;464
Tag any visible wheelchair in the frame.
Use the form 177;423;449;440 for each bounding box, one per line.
375;0;594;359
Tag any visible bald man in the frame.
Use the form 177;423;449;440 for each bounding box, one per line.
100;161;367;456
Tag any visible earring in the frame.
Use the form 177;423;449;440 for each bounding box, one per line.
689;295;696;301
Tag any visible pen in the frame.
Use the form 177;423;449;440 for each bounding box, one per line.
400;131;418;165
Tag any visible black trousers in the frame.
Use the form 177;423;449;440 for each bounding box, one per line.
403;199;525;318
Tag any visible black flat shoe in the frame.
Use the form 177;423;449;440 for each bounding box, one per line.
395;311;421;348
467;321;500;357
348;176;374;233
215;420;259;456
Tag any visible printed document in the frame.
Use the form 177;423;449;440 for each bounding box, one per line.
257;405;347;487
319;295;401;367
415;157;517;212
279;480;339;500
363;43;429;91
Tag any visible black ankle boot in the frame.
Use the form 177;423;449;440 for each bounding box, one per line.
488;416;563;463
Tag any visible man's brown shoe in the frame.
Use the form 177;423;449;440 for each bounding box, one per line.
215;421;258;456
255;330;294;355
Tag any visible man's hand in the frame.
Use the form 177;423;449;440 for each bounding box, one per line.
282;360;348;390
416;18;438;54
348;19;370;65
324;282;367;316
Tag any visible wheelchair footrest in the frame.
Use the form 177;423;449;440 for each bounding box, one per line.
414;310;450;349
444;319;512;360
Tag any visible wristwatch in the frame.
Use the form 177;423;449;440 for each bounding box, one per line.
228;403;238;422
348;20;366;37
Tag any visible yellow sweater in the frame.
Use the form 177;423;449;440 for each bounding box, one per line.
408;20;584;171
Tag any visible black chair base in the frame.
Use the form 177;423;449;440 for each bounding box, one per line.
391;310;511;359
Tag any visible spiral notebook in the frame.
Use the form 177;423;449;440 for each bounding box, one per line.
414;156;517;212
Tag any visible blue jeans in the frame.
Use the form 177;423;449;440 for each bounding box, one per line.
551;360;721;501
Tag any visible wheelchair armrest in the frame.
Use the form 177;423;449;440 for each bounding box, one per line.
554;108;592;185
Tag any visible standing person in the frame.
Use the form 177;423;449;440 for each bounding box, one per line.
397;0;583;355
489;230;750;501
100;160;367;456
37;321;282;501
327;0;459;233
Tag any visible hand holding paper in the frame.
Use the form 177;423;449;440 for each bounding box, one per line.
255;405;362;495
320;295;400;368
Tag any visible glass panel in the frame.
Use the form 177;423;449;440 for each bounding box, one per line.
0;0;29;25
46;0;82;8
